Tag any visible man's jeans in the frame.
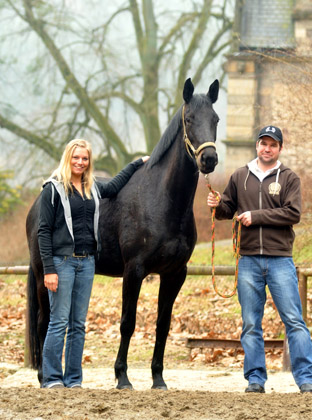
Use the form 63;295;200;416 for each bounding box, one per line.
42;255;95;388
238;255;312;388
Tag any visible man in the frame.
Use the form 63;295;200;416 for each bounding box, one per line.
207;125;312;393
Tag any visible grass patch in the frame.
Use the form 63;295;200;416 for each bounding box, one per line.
189;243;235;266
293;226;312;265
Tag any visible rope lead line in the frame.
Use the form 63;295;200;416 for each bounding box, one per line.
206;182;241;298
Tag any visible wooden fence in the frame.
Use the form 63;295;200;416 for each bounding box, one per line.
1;263;310;371
0;264;310;321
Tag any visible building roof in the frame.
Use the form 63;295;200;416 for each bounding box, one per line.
240;0;295;49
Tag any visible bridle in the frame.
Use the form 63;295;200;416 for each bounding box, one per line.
182;104;216;159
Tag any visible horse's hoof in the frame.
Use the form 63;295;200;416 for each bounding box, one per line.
116;383;133;390
151;384;168;390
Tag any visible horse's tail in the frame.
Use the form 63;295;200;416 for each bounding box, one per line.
26;264;41;369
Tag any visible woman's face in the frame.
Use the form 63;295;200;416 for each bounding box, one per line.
70;147;89;178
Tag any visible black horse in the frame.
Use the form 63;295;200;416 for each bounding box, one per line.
26;78;219;390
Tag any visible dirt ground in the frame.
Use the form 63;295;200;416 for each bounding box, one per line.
1;365;312;419
1;244;312;419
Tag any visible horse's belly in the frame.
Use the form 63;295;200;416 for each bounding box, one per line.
146;236;195;274
95;252;124;277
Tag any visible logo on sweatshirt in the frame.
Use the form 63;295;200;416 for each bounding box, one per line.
268;182;281;195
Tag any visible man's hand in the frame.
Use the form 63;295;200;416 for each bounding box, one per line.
207;191;221;208
237;211;252;227
44;273;58;292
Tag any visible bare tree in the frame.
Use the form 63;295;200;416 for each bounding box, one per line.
0;0;234;176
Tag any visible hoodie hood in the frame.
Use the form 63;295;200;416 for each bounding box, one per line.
244;159;286;195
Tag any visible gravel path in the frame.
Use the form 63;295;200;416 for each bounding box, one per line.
0;364;299;393
2;365;312;420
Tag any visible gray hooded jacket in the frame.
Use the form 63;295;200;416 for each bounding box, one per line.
38;158;144;274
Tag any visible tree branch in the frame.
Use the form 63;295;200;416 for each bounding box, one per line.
21;0;130;167
129;0;145;65
174;0;214;106
193;24;233;86
0;113;61;160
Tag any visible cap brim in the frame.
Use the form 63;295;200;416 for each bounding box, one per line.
258;133;282;143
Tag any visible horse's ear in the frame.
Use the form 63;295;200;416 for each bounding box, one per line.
207;79;219;104
183;78;194;103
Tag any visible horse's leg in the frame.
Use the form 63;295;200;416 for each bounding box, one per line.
151;266;187;390
114;264;144;389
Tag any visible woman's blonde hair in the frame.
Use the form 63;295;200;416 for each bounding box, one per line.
50;139;94;198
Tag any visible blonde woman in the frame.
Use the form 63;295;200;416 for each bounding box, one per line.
38;139;149;389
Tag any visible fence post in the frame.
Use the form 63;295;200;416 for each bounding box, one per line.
282;333;291;372
24;298;30;368
297;268;308;322
282;268;309;372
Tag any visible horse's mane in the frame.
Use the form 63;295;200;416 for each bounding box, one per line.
147;106;183;168
147;94;212;168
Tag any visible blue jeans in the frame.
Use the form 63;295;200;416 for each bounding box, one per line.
42;255;95;388
237;255;312;388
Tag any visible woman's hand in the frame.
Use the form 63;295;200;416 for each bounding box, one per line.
141;156;150;163
44;273;59;292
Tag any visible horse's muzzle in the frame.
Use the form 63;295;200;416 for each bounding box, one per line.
196;148;218;174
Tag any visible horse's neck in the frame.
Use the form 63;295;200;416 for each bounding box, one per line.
160;134;199;209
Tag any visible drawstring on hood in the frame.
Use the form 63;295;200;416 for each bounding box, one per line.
273;168;280;196
244;170;250;191
245;158;281;192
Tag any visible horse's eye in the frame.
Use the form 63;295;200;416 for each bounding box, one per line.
185;117;192;124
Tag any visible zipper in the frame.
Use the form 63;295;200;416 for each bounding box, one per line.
259;182;263;254
82;188;87;251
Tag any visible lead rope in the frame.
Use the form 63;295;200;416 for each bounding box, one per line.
206;181;241;298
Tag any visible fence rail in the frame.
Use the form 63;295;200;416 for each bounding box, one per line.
0;266;29;275
0;263;310;320
0;264;311;371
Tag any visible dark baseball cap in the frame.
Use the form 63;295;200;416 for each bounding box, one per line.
258;125;283;144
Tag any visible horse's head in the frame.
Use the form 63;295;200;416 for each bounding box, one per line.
182;78;219;174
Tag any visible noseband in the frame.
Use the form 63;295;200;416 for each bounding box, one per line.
182;104;216;159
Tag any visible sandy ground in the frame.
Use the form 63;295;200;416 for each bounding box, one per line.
1;365;312;419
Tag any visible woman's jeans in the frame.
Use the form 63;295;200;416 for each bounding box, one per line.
42;255;95;388
238;256;312;388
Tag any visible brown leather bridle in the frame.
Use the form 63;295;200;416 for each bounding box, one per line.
182;104;216;159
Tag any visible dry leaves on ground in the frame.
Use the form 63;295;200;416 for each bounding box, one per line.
1;275;311;372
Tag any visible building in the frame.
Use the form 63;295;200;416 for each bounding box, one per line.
224;0;312;177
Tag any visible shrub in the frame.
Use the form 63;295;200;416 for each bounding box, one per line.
0;170;22;217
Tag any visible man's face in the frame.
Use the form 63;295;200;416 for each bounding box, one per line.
256;136;282;166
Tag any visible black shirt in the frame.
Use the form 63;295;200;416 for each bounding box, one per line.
69;186;96;255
